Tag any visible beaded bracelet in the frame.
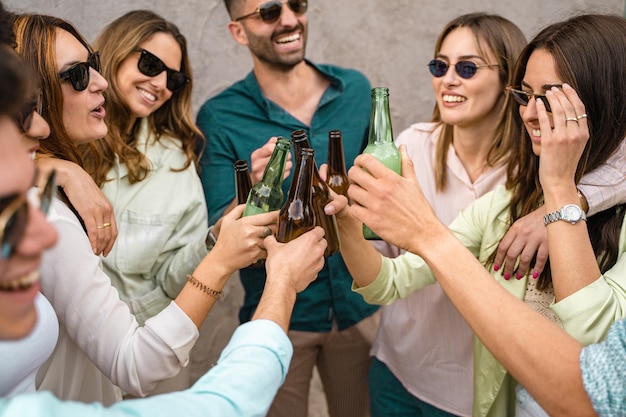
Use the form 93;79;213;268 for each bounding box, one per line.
186;274;224;300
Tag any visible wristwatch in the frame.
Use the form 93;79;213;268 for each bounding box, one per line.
205;225;218;251
543;204;587;226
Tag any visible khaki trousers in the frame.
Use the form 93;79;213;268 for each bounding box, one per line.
267;312;379;417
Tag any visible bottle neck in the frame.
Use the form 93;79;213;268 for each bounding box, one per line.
235;164;253;205
289;151;314;203
261;142;290;188
328;134;347;174
368;90;393;145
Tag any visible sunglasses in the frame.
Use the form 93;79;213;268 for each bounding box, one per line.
14;90;43;133
235;0;308;23
428;59;498;80
507;87;553;113
136;49;189;93
0;170;56;260
59;52;101;92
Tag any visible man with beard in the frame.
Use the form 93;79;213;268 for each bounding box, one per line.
196;1;378;416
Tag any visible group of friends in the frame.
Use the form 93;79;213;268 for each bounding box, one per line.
0;0;625;416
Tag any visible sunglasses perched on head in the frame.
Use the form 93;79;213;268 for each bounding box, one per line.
235;0;308;23
0;170;56;260
14;90;43;133
507;87;553;113
428;59;498;80
59;52;101;92
136;49;189;93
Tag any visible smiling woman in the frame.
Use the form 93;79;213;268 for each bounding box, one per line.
10;10;280;405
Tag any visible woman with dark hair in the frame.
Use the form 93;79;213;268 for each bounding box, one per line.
331;13;626;417
12;13;278;404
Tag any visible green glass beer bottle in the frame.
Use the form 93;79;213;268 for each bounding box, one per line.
234;160;253;205
362;87;401;240
291;130;341;256
243;137;291;216
326;130;350;198
276;148;316;243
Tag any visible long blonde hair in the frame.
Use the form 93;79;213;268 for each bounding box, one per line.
91;10;204;186
430;13;526;191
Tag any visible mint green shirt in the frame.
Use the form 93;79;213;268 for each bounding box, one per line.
355;185;626;417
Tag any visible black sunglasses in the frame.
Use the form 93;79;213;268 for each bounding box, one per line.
0;170;56;260
507;87;553;113
235;0;308;23
59;52;101;92
136;49;189;93
14;90;43;133
428;59;498;80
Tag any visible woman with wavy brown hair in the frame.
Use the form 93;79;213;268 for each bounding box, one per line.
12;12;278;404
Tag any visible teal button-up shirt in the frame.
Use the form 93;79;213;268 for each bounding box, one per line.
196;61;379;331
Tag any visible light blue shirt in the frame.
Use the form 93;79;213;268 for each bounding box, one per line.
0;320;292;417
580;318;626;417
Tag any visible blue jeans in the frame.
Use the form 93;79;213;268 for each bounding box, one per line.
369;357;460;417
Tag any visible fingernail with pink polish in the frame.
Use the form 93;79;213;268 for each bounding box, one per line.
532;271;539;279
493;264;500;272
504;273;511;280
516;273;523;280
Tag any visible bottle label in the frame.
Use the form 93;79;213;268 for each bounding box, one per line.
243;203;268;216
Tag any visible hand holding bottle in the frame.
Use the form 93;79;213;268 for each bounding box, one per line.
209;205;279;271
250;137;293;184
347;145;445;253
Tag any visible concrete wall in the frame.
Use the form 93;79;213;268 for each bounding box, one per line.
5;0;624;132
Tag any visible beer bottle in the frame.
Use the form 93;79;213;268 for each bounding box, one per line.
326;130;350;198
243;137;291;216
362;87;400;240
234;160;253;205
276;148;316;243
291;130;341;256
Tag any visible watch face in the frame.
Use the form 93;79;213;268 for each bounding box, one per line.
563;205;582;221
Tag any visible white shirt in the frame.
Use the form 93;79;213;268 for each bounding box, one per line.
0;293;58;397
37;199;199;404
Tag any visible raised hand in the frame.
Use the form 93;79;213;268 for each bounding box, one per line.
37;157;117;256
250;136;293;183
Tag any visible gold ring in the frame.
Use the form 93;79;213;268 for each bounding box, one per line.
576;113;588;120
262;225;272;238
96;223;112;229
565;117;578;123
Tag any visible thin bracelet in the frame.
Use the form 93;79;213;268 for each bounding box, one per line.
186;274;224;300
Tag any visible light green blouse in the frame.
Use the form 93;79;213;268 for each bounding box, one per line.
354;184;626;417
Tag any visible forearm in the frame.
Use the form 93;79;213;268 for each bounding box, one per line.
252;278;296;333
417;226;594;416
174;248;234;328
337;213;383;288
543;185;600;301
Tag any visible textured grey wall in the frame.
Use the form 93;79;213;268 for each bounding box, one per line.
5;0;624;134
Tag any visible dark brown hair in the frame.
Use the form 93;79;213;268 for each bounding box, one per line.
502;14;626;289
